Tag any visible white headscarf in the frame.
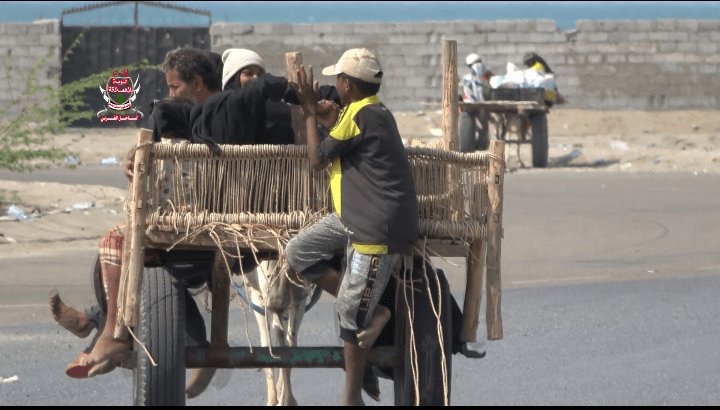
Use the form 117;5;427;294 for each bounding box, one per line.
221;48;265;90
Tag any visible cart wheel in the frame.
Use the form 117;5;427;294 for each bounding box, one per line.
476;113;490;151
530;112;549;168
458;112;477;153
393;263;453;406
495;113;509;141
133;266;186;406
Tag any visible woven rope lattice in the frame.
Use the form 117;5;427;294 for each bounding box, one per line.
146;143;494;243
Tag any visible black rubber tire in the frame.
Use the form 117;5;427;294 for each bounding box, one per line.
476;115;490;151
393;265;454;406
133;266;187;406
458;112;477;153
530;112;549;168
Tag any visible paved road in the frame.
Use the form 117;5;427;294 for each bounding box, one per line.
0;164;127;188
1;169;719;405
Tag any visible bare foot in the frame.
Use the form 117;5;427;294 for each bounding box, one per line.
65;353;115;379
357;305;391;349
186;367;217;399
82;335;131;369
87;359;117;377
49;289;92;339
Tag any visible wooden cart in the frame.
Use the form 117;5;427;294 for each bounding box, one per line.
459;92;550;168
116;42;505;406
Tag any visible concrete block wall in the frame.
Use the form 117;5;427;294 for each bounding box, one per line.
211;19;720;111
2;18;719;120
564;19;720;109
0;20;61;120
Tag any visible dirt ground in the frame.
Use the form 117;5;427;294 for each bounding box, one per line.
1;108;719;251
40;108;720;174
397;108;720;173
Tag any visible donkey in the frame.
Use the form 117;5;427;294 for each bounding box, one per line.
237;260;315;406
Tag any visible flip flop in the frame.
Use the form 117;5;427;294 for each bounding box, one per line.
65;352;117;379
65;352;92;378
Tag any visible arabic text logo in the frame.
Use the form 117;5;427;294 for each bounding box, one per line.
97;68;144;123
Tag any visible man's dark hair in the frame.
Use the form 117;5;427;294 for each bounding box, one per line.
339;73;381;97
162;48;222;92
202;51;223;91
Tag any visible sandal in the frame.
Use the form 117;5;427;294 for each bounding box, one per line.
65;328;101;378
65;352;121;379
65;352;93;378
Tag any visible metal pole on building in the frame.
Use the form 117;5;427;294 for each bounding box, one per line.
134;1;139;28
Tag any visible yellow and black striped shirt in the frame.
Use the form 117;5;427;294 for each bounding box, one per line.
318;95;419;255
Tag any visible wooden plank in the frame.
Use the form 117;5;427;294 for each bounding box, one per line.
441;40;458;151
459;182;490;342
145;227;471;258
441;40;464;220
144;225;287;254
486;140;505;340
459;101;546;113
460;238;486;342
186;346;400;369
115;128;153;338
210;250;230;348
285;51;306;145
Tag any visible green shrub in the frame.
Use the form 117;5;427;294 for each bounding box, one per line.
0;31;158;171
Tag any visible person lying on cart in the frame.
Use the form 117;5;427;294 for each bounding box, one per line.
49;47;226;382
49;48;290;380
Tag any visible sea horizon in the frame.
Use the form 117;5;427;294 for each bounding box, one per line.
2;1;720;30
